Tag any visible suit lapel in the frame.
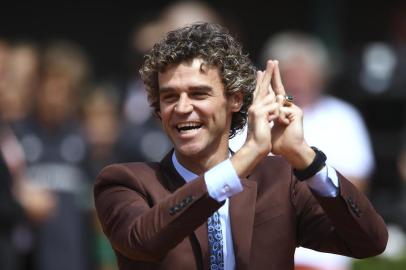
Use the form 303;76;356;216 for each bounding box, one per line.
230;178;257;270
159;150;209;268
159;150;186;192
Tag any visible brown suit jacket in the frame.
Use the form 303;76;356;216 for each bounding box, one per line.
94;150;388;270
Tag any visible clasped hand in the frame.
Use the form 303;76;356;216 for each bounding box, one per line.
233;60;314;178
246;60;306;160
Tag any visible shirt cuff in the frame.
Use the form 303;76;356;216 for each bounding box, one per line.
204;159;243;202
306;164;339;197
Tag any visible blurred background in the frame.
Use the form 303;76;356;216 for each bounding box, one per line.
0;1;405;270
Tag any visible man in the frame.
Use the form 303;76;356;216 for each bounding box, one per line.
94;23;387;270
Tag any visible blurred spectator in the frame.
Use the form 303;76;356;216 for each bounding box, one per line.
0;40;55;270
230;32;375;270
11;40;93;270
81;83;120;179
0;42;39;124
263;32;375;190
131;0;223;55
81;83;120;270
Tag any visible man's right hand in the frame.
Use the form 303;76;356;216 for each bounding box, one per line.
231;60;281;178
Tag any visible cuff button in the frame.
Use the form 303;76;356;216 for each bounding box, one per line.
222;185;230;193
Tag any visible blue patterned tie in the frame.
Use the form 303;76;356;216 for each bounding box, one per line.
207;211;224;270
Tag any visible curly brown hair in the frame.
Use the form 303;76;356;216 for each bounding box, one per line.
139;22;256;138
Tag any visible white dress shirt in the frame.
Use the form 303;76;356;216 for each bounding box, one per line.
172;151;339;270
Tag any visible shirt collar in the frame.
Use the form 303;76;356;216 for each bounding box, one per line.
171;151;233;183
172;152;197;183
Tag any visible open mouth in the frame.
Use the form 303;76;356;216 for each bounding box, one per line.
176;122;203;133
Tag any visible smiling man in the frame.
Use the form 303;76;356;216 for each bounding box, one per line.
157;58;242;174
94;23;387;270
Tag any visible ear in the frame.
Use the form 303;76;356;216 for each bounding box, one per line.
228;91;243;112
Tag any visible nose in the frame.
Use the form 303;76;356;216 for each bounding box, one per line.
174;93;193;114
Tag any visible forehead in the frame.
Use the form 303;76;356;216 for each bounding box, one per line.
158;58;222;89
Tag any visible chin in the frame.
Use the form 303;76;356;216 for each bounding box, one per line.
175;143;205;157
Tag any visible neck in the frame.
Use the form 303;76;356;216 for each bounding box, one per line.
174;146;229;175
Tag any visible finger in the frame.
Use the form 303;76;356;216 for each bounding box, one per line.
271;60;286;96
267;83;276;100
253;71;264;100
249;96;279;120
278;106;294;125
258;60;275;98
261;92;277;106
267;102;281;122
250;93;277;115
275;94;285;107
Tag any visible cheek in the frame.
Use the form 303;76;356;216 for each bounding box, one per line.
208;102;229;124
157;108;169;126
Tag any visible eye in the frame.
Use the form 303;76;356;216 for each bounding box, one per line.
190;91;209;99
160;93;178;103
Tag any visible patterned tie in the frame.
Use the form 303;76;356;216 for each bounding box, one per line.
207;211;224;270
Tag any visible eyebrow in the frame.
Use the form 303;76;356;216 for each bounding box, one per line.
159;87;175;95
159;85;213;94
190;85;213;92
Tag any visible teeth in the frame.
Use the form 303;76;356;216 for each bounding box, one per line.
176;122;202;132
177;122;201;129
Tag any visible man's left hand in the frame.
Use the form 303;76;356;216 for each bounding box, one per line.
268;60;315;169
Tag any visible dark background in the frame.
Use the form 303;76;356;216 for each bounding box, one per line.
0;0;400;79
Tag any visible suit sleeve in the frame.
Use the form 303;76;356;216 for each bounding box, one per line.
93;163;223;262
293;169;388;258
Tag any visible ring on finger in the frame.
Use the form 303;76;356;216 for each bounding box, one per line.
283;95;294;106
